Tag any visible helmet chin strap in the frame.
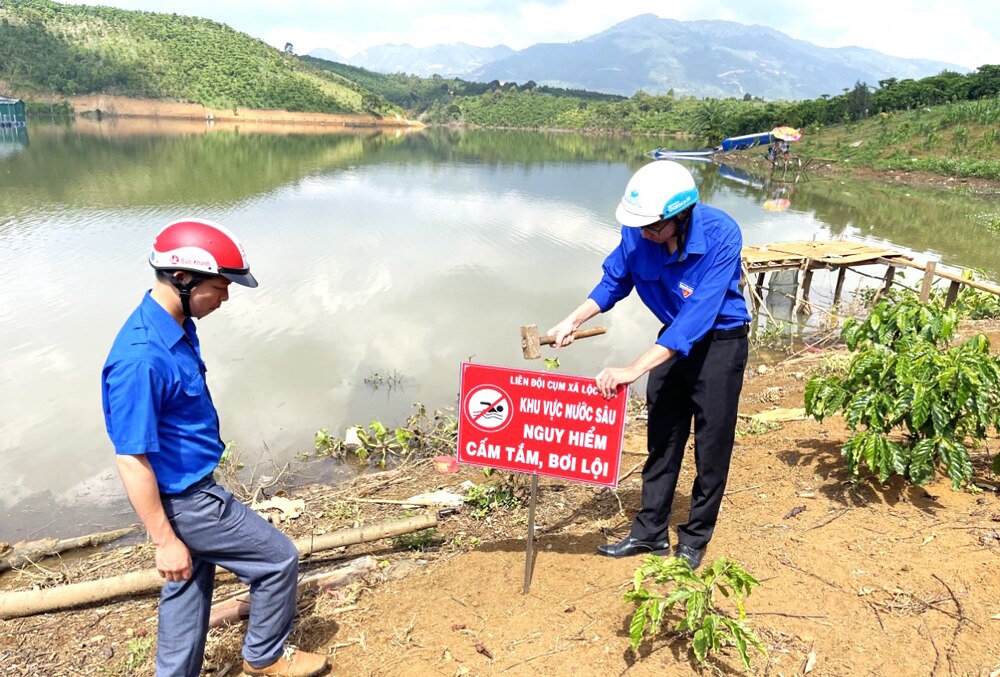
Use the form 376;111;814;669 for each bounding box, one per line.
169;275;203;318
675;208;692;261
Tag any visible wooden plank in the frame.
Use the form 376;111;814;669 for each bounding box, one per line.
814;252;895;265
945;280;961;307
833;267;848;307
883;266;896;293
794;262;811;315
742;240;899;269
742;249;807;265
919;261;937;303
742;241;999;309
882;257;1000;296
744;262;809;273
753;272;765;312
800;268;814;315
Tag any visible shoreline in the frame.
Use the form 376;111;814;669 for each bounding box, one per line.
36;94;425;130
18;94;1000;193
3;320;999;674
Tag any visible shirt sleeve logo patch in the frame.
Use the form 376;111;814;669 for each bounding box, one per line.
679;282;694;298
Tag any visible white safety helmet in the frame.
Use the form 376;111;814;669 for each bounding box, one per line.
615;161;699;227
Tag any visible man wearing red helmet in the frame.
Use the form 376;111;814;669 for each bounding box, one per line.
549;161;751;571
102;219;328;677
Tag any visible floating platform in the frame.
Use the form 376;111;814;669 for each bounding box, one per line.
740;239;1000;315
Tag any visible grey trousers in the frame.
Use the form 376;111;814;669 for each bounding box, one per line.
156;477;299;677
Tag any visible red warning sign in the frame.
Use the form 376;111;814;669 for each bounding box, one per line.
457;362;627;488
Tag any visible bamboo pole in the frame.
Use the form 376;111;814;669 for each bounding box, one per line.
0;513;437;620
0;526;140;573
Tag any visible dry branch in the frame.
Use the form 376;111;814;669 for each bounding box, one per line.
0;526;139;573
0;513;437;620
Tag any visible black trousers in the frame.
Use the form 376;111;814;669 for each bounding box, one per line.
630;329;748;549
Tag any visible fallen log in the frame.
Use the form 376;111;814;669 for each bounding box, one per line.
0;513;437;620
208;555;377;627
0;526;140;573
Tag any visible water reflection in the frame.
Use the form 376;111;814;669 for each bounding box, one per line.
1;122;997;540
0;125;29;160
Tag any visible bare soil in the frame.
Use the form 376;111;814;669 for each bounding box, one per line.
3;323;1000;677
730;153;1000;197
61;94;424;130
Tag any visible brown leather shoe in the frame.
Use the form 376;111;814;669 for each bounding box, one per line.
243;646;329;677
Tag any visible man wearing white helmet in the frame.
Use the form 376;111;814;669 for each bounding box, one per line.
102;219;329;677
549;161;751;570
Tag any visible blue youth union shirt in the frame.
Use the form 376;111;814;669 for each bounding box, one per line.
101;292;224;494
588;203;751;357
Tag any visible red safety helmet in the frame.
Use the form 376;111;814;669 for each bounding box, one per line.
149;218;258;288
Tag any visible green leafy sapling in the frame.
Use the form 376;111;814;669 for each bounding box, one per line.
625;556;766;670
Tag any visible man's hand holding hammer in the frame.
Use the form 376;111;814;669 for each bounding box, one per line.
549;299;675;400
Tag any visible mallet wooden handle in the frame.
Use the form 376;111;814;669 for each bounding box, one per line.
539;327;607;346
521;324;608;359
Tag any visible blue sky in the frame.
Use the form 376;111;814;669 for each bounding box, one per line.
63;0;999;69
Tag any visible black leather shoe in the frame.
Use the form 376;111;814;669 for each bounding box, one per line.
674;543;706;570
597;536;670;558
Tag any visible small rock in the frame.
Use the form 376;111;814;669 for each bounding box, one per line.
783;505;806;519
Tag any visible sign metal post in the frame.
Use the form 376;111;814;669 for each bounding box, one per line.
522;474;539;593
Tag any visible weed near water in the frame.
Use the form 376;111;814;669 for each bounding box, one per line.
312;402;457;466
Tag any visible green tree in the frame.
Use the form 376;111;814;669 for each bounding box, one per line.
846;80;872;121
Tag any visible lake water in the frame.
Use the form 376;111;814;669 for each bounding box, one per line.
1;120;997;541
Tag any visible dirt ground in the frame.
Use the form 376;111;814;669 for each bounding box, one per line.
2;324;1000;677
730;153;1000;197
57;94;424;130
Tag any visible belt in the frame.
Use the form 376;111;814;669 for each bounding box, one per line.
707;324;749;340
658;323;749;341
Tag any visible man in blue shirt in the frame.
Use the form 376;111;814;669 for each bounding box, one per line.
549;161;751;570
102;219;328;677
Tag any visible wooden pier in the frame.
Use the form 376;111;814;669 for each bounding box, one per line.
740;240;1000;315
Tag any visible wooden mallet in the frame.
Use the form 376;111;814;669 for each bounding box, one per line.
520;324;607;360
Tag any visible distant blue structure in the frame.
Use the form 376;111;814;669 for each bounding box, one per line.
647;131;775;160
718;131;772;152
0;95;28;129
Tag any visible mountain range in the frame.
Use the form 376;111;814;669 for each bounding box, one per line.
337;43;515;79
314;14;966;100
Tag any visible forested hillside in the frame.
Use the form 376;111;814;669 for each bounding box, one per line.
301;56;622;115
0;0;394;115
303;58;1000;146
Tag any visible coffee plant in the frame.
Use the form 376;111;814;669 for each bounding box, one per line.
806;297;1000;487
625;556;765;670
